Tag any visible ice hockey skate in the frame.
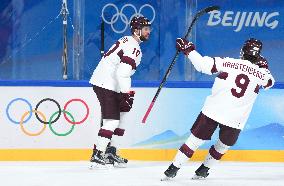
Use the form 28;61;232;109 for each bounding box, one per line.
89;149;108;169
192;164;210;180
105;146;128;168
161;163;180;181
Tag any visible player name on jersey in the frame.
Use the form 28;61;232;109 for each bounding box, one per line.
223;61;265;80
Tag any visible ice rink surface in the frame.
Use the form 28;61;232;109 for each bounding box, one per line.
0;161;283;186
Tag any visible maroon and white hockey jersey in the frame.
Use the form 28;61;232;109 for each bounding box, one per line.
187;50;275;130
90;36;142;93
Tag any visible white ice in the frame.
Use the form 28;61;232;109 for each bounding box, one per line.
0;161;283;186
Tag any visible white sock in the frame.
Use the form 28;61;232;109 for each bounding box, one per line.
173;134;205;167
96;119;119;152
110;113;128;148
203;139;230;168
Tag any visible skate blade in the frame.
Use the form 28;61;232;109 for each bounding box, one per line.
89;162;113;170
191;174;206;180
160;176;171;181
113;162;127;168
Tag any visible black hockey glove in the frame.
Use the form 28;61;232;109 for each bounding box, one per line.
120;91;135;112
176;38;195;55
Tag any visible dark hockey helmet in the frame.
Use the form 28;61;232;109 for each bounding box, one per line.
240;38;262;64
130;15;151;33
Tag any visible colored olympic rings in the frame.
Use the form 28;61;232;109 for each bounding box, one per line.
6;98;89;136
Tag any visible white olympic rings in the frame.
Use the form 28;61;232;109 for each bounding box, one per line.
101;3;156;34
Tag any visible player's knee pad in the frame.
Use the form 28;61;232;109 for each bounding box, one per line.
209;139;231;160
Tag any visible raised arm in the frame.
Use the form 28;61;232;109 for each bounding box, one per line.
176;38;221;75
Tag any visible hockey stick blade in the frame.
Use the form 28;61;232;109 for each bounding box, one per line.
184;5;220;39
142;101;155;123
160;176;171;181
204;5;220;13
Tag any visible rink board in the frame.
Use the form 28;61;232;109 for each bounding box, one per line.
0;149;283;162
0;84;283;161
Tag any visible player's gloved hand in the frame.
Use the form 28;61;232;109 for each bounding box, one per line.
176;38;195;55
120;91;135;112
256;56;268;69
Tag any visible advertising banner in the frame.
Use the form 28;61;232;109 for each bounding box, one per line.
0;86;283;151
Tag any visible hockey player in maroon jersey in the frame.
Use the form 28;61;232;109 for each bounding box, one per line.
89;16;151;168
162;38;274;180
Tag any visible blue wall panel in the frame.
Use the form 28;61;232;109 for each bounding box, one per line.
0;0;283;82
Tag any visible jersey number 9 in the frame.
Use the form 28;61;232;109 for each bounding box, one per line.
231;74;250;98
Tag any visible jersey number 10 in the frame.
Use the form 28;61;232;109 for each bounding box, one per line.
104;40;140;58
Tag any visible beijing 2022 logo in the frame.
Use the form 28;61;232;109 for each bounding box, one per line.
101;3;156;34
6;98;89;136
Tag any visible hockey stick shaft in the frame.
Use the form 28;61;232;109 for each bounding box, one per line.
100;20;105;58
100;20;105;127
142;6;220;123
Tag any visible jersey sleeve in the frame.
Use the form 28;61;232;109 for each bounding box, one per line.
116;39;142;93
187;50;224;75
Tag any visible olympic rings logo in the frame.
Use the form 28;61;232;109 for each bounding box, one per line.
101;3;156;34
6;98;90;137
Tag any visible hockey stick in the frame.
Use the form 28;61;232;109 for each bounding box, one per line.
142;5;220;123
100;19;105;127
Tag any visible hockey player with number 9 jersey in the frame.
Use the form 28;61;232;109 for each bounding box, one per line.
190;44;274;130
162;38;274;181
